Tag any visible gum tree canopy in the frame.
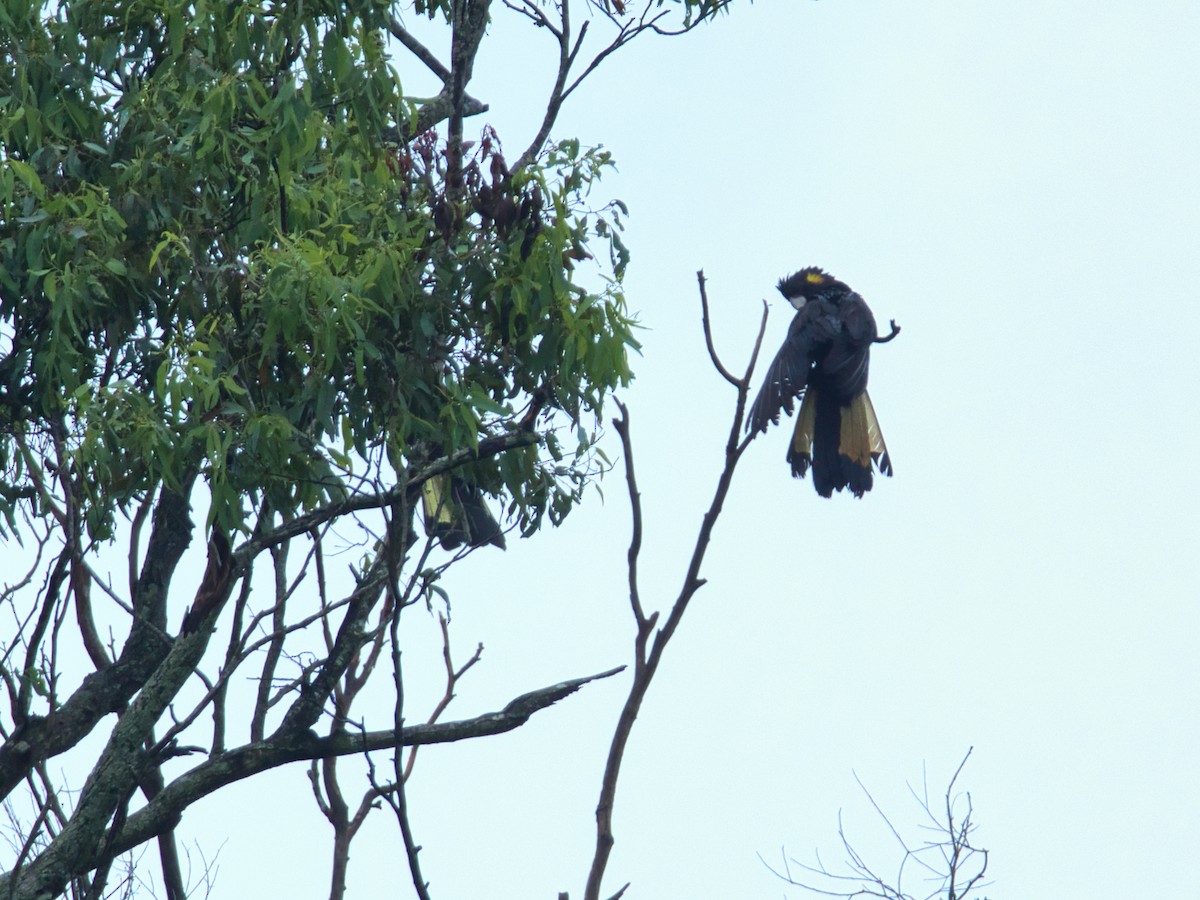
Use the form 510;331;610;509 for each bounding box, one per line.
0;0;730;897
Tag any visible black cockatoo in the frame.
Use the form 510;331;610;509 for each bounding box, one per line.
747;267;896;498
420;473;506;550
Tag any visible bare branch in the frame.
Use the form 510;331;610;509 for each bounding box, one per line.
382;543;433;900
765;752;990;900
0;481;198;804
512;0;575;172
610;402;652;636
402;613;484;781
560;15;665;103
512;1;729;171
583;274;762;900
251;528;291;741
389;16;452;82
735;299;771;453
645;0;735;36
136;668;621;849
697;269;738;386
502;0;562;37
237;431;539;564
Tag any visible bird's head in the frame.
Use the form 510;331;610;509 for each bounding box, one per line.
776;267;850;310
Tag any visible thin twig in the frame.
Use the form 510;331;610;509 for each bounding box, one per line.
611;402;651;634
697;270;740;386
387;588;434;900
236;431;538;563
583;274;767;900
764;751;990;900
402;614;484;780
512;0;574;172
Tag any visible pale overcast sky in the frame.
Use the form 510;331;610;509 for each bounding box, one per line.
191;3;1200;898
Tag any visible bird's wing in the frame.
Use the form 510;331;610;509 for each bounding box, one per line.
839;291;878;344
815;291;877;399
746;300;839;435
451;478;507;550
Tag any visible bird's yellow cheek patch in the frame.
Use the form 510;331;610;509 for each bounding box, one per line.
805;272;825;285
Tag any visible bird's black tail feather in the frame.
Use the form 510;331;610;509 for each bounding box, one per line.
788;389;891;498
421;474;506;549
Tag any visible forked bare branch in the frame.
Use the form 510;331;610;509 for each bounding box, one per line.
580;272;769;900
762;749;991;900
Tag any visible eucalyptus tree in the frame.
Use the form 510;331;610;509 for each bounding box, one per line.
0;1;732;897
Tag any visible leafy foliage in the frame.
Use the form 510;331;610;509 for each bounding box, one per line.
0;0;637;542
0;1;741;898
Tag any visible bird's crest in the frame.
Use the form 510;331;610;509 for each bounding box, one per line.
777;266;836;300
